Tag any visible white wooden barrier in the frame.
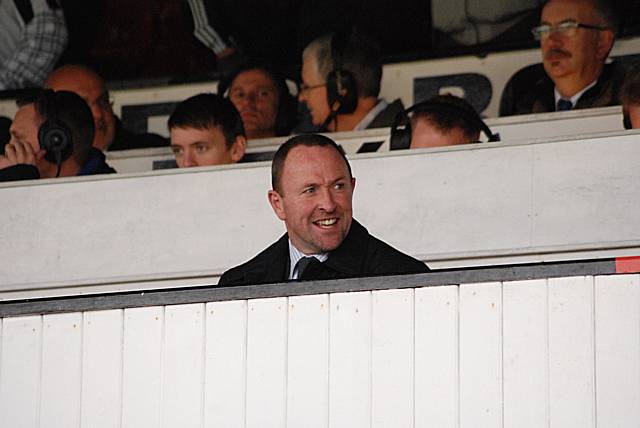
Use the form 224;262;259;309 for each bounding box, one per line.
1;272;638;427
104;106;626;174
2;130;640;300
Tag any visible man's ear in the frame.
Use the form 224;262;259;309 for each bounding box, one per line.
230;135;246;163
596;29;615;61
351;176;356;190
268;189;286;221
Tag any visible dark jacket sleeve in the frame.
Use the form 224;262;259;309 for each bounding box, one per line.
0;164;40;182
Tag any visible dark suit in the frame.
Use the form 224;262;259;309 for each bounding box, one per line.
500;62;626;116
218;219;428;286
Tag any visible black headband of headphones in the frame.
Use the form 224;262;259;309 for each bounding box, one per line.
390;99;500;150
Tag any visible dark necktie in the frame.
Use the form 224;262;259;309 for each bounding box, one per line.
295;256;315;279
556;98;573;111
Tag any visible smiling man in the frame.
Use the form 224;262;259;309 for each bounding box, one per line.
508;0;624;114
218;134;428;286
168;93;246;168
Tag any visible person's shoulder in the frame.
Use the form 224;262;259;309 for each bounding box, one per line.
352;220;429;275
367;99;405;129
218;234;289;287
0;164;40;182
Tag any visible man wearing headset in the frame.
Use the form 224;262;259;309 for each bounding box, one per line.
298;32;404;133
0;89;115;181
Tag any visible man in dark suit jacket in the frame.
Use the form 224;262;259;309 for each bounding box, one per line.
500;0;623;116
218;134;428;286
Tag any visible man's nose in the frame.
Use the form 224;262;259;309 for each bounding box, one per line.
182;150;195;167
318;188;337;211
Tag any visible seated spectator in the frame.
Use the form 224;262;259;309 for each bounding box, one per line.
218;133;428;286
299;32;404;132
390;94;499;150
219;64;297;139
621;63;640;129
0;89;116;182
44;64;167;151
168;93;246;168
500;0;624;116
0;0;67;90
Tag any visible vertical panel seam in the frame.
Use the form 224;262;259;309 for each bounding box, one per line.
327;294;331;428
591;276;597;428
159;306;166;428
545;279;550;428
37;315;44;428
500;283;505;428
456;285;461;428
78;312;85;428
284;297;289;428
243;300;248;428
201;303;207;428
118;309;125;428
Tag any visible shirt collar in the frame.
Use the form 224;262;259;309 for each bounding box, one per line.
554;79;598;109
288;240;328;280
353;99;388;131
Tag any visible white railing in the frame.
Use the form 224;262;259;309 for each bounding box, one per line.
1;273;638;427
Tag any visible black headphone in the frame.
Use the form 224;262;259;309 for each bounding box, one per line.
325;32;358;116
390;100;500;150
38;116;73;167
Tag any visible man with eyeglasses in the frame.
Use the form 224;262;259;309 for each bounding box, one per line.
44;65;167;151
502;0;624;116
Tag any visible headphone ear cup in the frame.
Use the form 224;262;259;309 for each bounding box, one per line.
326;69;358;115
390;110;412;150
39;119;73;164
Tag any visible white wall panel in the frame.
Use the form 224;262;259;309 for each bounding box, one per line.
459;282;502;428
502;280;548;428
162;304;205;428
329;291;372;428
594;274;640;428
245;297;287;428
548;276;595;428
204;300;247;427
80;310;124;428
371;288;414;428
39;313;83;428
0;316;42;428
415;285;459;428
121;306;163;428
287;294;329;428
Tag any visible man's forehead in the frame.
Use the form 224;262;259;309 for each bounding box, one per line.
283;145;349;174
47;71;105;99
542;0;595;21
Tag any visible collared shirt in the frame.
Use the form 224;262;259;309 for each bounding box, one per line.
554;79;598;111
0;1;68;90
288;240;328;280
353;99;388;131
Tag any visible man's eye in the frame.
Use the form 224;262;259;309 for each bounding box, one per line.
230;90;245;100
171;147;182;155
303;187;315;194
334;182;345;190
195;144;209;153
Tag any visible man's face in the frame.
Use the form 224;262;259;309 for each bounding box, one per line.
299;55;330;127
540;0;609;85
45;67;116;151
268;145;355;254
170;125;244;168
228;69;280;139
410;118;477;149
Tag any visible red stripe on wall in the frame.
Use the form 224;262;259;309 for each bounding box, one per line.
616;257;640;273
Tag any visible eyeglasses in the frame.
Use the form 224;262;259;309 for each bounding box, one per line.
531;20;609;40
299;83;326;93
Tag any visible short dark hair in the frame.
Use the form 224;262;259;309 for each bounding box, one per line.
304;32;382;98
621;63;640;105
410;94;483;141
168;93;245;149
271;134;352;194
221;63;297;136
17;89;95;165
